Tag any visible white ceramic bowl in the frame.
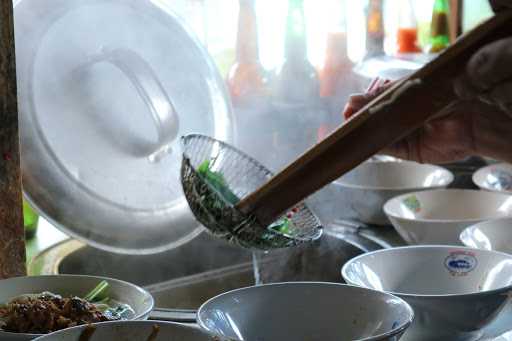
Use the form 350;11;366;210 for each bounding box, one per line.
0;275;154;340
460;217;512;253
334;161;453;225
473;163;512;193
383;189;512;245
342;246;512;341
33;321;208;340
197;282;413;341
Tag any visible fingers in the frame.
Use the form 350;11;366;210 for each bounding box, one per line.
343;94;370;120
454;37;512;114
461;38;512;92
348;94;370;109
468;38;512;91
381;111;477;164
382;136;421;163
487;81;512;117
342;80;395;120
490;0;512;12
453;73;482;101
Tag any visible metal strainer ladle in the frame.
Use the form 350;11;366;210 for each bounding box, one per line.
181;134;322;250
181;12;512;249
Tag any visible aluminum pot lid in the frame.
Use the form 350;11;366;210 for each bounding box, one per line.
14;0;235;254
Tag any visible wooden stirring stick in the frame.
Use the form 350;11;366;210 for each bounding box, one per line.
236;11;512;227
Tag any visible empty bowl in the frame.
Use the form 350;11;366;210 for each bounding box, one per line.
342;246;512;341
460;217;512;253
197;282;413;341
473;163;512;193
334;160;453;225
33;320;209;340
383;189;512;245
0;275;153;340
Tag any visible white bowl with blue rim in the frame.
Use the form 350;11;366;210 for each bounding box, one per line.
333;160;453;225
460;217;512;253
197;282;414;341
473;163;512;194
342;245;512;341
383;189;512;245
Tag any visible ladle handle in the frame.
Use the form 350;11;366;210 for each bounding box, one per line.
237;11;512;226
81;47;180;162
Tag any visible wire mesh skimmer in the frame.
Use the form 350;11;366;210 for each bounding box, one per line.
181;134;323;250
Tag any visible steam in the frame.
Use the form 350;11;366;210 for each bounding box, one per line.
253;229;363;284
233;73;365;173
17;0;375;310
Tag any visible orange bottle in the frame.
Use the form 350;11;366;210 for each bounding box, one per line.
319;32;353;98
318;2;356;140
227;0;268;103
397;28;421;53
397;0;421;53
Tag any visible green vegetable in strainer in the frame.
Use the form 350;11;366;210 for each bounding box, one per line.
197;160;239;205
197;159;292;235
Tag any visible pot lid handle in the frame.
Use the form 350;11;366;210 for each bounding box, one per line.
77;47;180;163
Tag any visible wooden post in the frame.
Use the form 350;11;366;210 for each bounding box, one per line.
0;2;27;278
450;0;463;42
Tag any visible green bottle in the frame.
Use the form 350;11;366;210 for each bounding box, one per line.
284;0;308;63
274;0;319;102
365;0;385;59
23;199;39;240
429;0;451;53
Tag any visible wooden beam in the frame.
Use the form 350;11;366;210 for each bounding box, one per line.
0;2;27;278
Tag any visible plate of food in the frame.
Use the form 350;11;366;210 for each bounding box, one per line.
0;275;153;340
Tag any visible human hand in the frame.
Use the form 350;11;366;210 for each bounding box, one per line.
454;37;512;117
490;0;512;13
342;18;512;165
342;80;512;164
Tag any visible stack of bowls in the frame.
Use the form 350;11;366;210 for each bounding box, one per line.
335;161;512;340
